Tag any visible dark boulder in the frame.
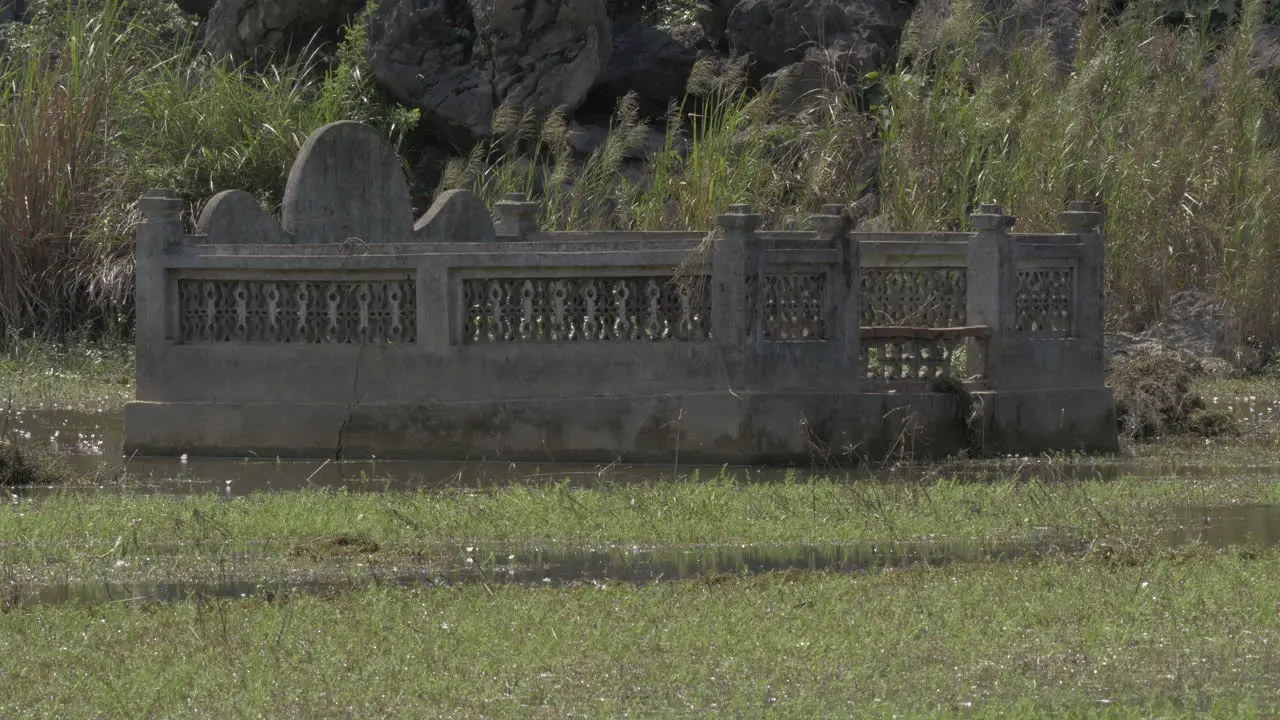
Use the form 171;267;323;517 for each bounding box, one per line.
582;21;720;120
726;0;916;83
204;0;365;64
367;0;611;139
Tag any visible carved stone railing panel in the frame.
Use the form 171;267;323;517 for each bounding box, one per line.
1016;267;1074;335
178;279;417;344
860;338;970;382
764;272;827;341
461;276;712;344
860;268;967;327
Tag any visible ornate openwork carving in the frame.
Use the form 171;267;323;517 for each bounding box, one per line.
178;279;417;344
860;268;967;327
860;337;971;382
764;272;827;341
1016;268;1074;335
461;276;712;344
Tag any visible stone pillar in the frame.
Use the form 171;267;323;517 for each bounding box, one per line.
135;189;184;400
1059;200;1106;383
809;204;859;389
494;193;541;241
967;203;1017;386
713;204;763;384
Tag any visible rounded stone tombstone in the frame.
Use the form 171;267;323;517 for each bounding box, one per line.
414;188;496;243
281;121;415;245
197;189;290;244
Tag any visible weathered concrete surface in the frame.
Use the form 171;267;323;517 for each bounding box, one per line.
197;189;292;244
123;387;1118;463
973;388;1120;455
414;189;496;243
281;120;416;244
122;392;962;464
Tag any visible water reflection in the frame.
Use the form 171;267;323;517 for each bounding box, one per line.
12;535;1085;608
4;408;1266;497
11;503;1280;608
1160;503;1280;547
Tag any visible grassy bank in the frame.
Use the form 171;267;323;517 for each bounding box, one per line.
3;550;1279;717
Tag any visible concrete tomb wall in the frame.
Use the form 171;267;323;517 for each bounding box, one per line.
124;120;1119;465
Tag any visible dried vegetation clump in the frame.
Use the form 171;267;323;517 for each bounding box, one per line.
1110;354;1239;440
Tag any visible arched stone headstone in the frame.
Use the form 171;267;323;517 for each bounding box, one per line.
414;189;496;243
196;189;292;244
281;121;415;244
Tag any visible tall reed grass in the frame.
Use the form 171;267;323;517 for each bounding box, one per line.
438;56;879;231
880;0;1280;339
5;0;1280;348
0;0;416;344
0;0;138;339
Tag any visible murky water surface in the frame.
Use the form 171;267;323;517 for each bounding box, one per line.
11;503;1280;607
13;536;1085;607
7;404;1280;606
5;404;1279;496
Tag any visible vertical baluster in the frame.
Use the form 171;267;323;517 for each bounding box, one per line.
612;280;631;340
582;281;599;340
485;280;504;343
387;282;404;343
519;280;535;341
922;340;939;379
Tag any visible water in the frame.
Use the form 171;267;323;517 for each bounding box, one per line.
12;502;1280;608
8;405;1280;607
1;407;1268;497
1160;503;1280;547
10;535;1087;608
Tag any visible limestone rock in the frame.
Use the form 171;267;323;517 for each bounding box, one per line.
174;0;217;14
695;0;734;45
760;54;846;112
584;22;718;120
205;0;364;64
726;0;915;83
367;0;612;139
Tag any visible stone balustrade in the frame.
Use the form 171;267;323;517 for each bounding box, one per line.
124;121;1117;465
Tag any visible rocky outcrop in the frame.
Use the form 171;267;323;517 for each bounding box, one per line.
366;0;612;139
205;0;364;64
725;0;916;83
583;22;717;119
174;0;217;14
